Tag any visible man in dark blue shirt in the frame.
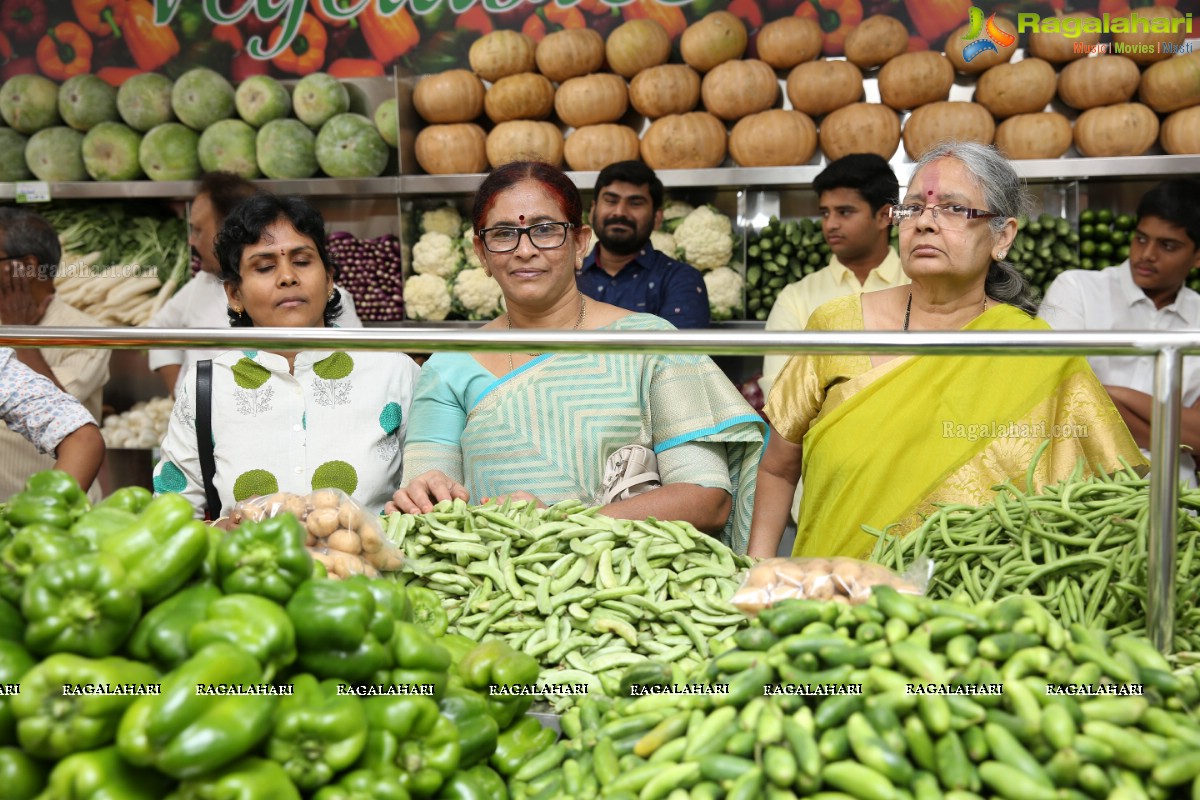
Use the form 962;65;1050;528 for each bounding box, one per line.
576;161;710;329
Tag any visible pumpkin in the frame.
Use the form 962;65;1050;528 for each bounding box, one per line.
486;120;564;168
903;102;995;159
1057;55;1140;110
554;74;628;128
680;11;748;73
1073;103;1159;157
974;58;1057;119
606;19;671;79
945;16;1018;74
818;103;901;161
1140;52;1200;113
640;112;726;169
630;65;701;119
843;15;909;69
469;30;538;82
414;124;488;174
1113;6;1186;65
878;51;953;111
535;28;605;83
564;124;641;171
413;70;485;124
755;17;822;69
1161;106;1200;154
786;60;863;117
701;59;778;121
994;113;1073;160
729;109;816;167
484;73;555;124
1027;12;1100;63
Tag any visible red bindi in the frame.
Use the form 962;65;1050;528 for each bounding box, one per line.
518;214;525;222
927;190;934;196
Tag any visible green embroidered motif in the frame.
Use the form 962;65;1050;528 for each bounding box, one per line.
312;460;358;496
233;469;279;501
379;402;402;435
232;357;271;390
313;352;354;380
153;461;187;494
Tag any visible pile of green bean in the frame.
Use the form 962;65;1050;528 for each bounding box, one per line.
384;498;754;698
869;452;1200;651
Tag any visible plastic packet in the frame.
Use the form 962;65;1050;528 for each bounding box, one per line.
231;489;404;579
731;555;933;614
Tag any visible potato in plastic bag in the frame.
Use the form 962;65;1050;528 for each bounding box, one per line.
732;555;931;614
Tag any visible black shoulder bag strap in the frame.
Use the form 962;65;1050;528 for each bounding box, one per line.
196;359;221;520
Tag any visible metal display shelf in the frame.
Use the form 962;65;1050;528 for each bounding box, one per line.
0;177;401;201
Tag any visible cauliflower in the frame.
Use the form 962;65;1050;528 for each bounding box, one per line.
420;206;462;238
661;200;695;233
649;230;677;258
412;231;460;279
403;274;452;321
452;268;504;320
704;267;744;321
674;205;734;272
460;230;482;270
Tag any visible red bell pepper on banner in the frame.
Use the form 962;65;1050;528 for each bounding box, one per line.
120;0;179;71
231;50;269;81
0;28;9;61
0;55;32;78
214;24;244;53
0;0;46;42
454;5;493;36
796;0;863;56
96;66;143;86
72;0;122;38
903;0;970;43
907;35;929;52
360;3;418;64
310;0;355;27
523;4;586;41
270;12;327;73
328;57;384;77
622;0;687;39
37;22;91;80
727;0;763;30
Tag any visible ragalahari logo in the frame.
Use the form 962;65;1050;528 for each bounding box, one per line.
961;7;1016;62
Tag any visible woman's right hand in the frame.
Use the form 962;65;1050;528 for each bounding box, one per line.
387;470;469;514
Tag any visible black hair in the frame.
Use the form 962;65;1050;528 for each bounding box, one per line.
214;194;343;328
1137;179;1200;249
198;171;259;222
593;161;664;211
812;153;900;213
473;160;584;232
0;206;61;279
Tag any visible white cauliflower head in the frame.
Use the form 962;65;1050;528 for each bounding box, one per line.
674;205;734;272
452;268;504;320
661;200;694;222
412;231;460;279
403;274;452;321
420;206;463;238
704;266;744;321
460;230;482;270
649;230;677;258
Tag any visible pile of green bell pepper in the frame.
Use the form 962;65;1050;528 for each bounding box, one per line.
40;745;171;800
98;493;209;605
21;553;141;658
0;745;47;800
287;578;395;683
458;640;540;728
0;640;34;745
125;584;221;670
5;471;88;531
360;694;461;799
187;594;296;682
379;622;452;701
216;514;312;603
0;525;84;605
267;674;367;791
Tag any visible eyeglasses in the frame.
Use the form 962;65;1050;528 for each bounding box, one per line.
479;222;574;253
890;204;1001;229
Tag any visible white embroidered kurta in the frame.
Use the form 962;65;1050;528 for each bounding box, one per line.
152;348;420;517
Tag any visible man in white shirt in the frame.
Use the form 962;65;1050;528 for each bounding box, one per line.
1040;179;1200;487
148;172;362;396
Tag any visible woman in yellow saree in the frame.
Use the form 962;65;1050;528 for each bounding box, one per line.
747;142;1145;560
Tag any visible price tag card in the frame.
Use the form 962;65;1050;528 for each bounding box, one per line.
15;182;50;203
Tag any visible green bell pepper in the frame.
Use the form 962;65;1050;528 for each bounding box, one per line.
378;622;451;701
4;492;71;530
490;716;557;778
458;640;539;729
187;594;296;682
440;764;510;800
438;686;499;769
360;695;461;798
287;579;394;683
12;653;158;759
0;640;35;746
21;552;141;658
98;486;153;515
118;643;278;780
39;745;171;800
69;507;137;550
99;494;209;605
126;584;221;670
24;470;88;515
407;587;448;637
0;746;49;800
216;514;313;603
0;524;83;605
0;596;23;642
311;768;411;800
267;673;368;791
440;634;477;669
168;757;301;800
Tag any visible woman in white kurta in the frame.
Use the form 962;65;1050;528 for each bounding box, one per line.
152;194;420;518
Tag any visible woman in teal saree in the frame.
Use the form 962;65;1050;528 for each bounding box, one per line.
389;162;765;552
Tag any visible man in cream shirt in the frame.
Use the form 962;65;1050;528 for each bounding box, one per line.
760;155;907;535
1041;179;1200;488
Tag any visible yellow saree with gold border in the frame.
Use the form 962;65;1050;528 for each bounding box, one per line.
764;295;1146;559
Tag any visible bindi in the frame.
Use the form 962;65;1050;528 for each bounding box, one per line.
518;214;525;223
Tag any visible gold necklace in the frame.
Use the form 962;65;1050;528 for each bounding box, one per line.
903;291;987;331
507;292;587;372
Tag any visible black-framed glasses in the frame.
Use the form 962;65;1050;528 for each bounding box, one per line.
479;222;574;253
890;204;1001;229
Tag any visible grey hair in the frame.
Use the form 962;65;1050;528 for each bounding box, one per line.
0;207;61;279
913;141;1038;316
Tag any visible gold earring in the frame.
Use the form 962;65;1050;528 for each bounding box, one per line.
231;303;242;314
328;288;335;301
